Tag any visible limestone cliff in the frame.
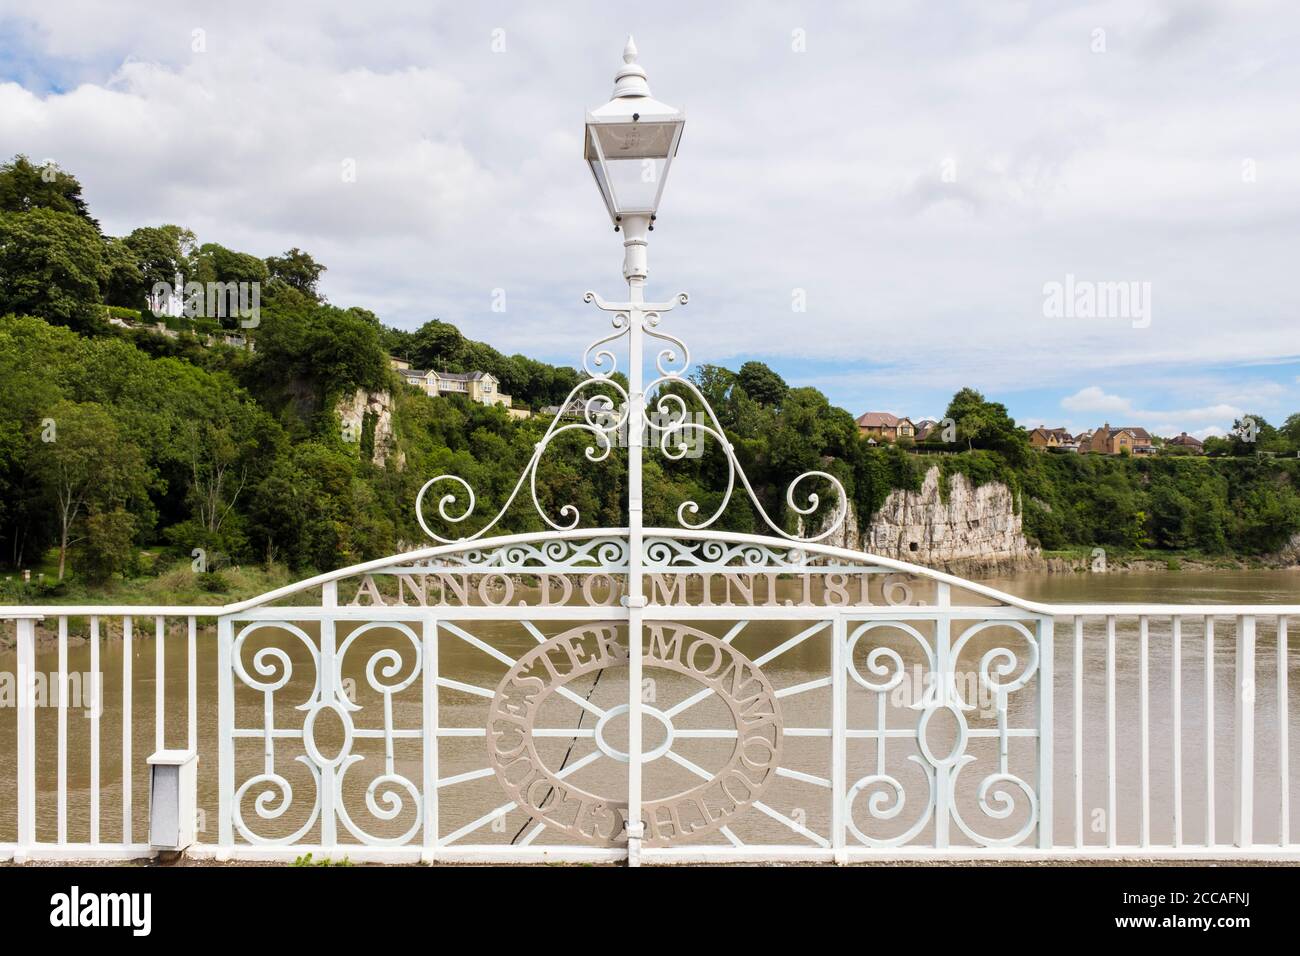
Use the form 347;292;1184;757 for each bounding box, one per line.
336;388;401;468
820;466;1037;572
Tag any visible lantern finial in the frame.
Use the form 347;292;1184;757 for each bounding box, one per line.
612;36;650;98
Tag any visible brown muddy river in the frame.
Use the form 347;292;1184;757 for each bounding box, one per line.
1;569;1296;851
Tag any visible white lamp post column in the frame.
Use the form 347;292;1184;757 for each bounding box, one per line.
584;37;684;865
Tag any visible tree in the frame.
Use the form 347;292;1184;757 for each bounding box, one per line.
0;208;106;330
1280;413;1300;454
77;509;138;582
1149;479;1193;548
410;319;465;369
100;236;146;309
737;361;788;407
193;242;269;286
0;155;96;224
28;402;151;580
123;225;197;292
943;387;1030;465
266;247;326;299
1227;414;1279;456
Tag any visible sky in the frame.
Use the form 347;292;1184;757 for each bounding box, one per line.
1;0;1297;439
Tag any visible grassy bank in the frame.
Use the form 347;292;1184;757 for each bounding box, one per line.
0;555;307;608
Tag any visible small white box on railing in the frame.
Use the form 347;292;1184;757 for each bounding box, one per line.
147;749;198;850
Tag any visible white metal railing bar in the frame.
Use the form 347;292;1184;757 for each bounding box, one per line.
775;766;832;788
440;620;516;667
1233;615;1255;847
90;615;100;846
1172;616;1182;847
16;617;35;860
1038;615;1053;849
831;614;847;859
1281;617;1290;847
1139;616;1150;847
57;616;68;845
752;620;830;667
1106;614;1116;849
436;767;495;788
435;677;494;698
122;614;132;845
155;615;164;753
188;616;197;751
776;676;833;698
1205;616;1215;846
1073;616;1083;847
422;615;438;862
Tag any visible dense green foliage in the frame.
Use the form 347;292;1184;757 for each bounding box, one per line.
2;153;1299;594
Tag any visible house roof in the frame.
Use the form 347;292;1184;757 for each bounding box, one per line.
1099;424;1151;440
1169;432;1204;446
399;369;496;383
857;411;910;428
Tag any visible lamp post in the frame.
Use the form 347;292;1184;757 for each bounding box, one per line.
585;36;684;864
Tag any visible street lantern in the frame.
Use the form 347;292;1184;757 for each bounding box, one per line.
585;36;684;278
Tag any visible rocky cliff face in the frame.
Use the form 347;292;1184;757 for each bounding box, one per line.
336;388;401;468
820;466;1037;572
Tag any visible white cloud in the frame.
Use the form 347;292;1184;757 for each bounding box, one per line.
0;0;1297;405
1061;386;1133;415
1060;386;1246;436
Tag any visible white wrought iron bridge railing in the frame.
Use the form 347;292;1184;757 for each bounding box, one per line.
0;528;1295;864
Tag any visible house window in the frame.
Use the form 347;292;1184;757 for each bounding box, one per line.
483;382;493;393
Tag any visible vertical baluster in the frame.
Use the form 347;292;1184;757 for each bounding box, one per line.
217;616;234;859
155;615;165;752
1172;616;1182;847
320;581;338;851
934;587;951;849
16;617;36;861
1204;616;1215;846
1139;616;1149;847
187;617;197;752
90;616;100;845
57;616;68;845
1073;616;1083;847
1106;615;1116;848
123;615;132;844
1037;615;1053;850
1233;615;1256;848
422;615;439;863
1280;617;1290;847
831;612;847;860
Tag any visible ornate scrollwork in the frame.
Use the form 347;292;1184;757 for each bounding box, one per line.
842;613;1045;850
645;375;847;541
846;760;936;848
416;375;630;544
402;536;632;572
949;762;1039;847
644;536;808;571
415;283;847;544
229;619;425;848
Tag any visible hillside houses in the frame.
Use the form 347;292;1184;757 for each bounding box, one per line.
856;412;916;443
390;357;530;419
1168;431;1205;453
1028;422;1204;455
1086;423;1155;455
1028;427;1080;452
